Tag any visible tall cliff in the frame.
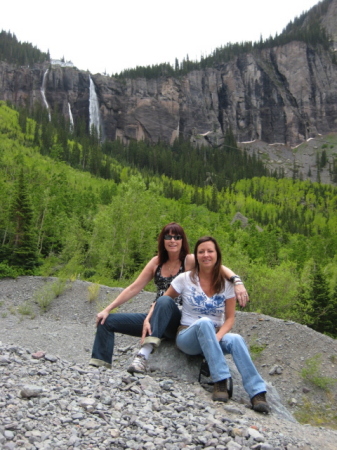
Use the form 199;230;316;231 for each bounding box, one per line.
1;4;337;147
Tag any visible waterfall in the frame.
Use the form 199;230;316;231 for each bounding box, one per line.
68;102;74;129
41;69;51;121
89;77;102;139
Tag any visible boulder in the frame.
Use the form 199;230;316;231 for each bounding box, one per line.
134;340;295;422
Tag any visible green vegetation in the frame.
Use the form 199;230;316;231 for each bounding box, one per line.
87;283;100;302
297;352;337;428
0;30;50;66
33;279;69;313
294;398;337;429
51;278;68;297
249;343;267;360
0;101;337;337
102;130;273;190
17;301;35;318
0;262;20;278
301;354;337;390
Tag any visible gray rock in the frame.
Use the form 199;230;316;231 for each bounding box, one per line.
0;356;11;365
145;340;295;422
3;25;337;160
20;385;43;398
1;277;337;449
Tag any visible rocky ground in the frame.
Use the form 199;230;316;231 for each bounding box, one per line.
238;133;337;185
0;276;337;449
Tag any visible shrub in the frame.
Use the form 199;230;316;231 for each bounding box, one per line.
18;301;35;318
0;263;19;279
33;278;69;313
249;343;267;360
87;283;100;302
301;354;337;391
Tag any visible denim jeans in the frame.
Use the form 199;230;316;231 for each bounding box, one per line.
90;296;181;367
176;317;266;399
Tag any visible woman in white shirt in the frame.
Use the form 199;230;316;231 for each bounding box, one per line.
90;224;249;373
162;236;270;414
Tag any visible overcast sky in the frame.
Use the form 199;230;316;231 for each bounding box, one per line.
2;0;320;75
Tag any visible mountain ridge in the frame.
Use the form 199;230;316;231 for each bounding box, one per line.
2;1;337;156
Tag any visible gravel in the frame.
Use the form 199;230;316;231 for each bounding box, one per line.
0;276;337;449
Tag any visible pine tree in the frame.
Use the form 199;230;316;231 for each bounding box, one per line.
10;168;39;271
309;264;334;335
326;282;337;337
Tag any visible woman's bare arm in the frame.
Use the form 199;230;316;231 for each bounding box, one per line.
216;297;236;341
95;257;158;326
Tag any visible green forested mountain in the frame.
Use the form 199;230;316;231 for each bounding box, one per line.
0;30;50;66
102;131;274;190
0;101;337;337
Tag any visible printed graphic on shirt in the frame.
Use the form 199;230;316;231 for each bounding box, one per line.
188;287;224;317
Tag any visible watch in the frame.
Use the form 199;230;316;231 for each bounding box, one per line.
229;275;241;283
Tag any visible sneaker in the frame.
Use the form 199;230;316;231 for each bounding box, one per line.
127;354;147;374
251;392;270;414
212;379;229;402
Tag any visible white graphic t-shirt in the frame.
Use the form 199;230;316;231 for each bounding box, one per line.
171;271;235;327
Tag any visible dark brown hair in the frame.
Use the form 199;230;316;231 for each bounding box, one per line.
157;222;189;265
191;236;225;293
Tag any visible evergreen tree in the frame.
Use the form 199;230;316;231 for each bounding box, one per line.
326;282;337;336
298;262;335;335
310;265;335;335
321;149;327;167
10;168;39;271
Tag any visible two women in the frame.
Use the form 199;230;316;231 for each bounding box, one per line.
90;223;248;373
159;236;270;413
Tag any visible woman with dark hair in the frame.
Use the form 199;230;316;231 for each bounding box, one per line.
90;225;248;373
158;236;270;413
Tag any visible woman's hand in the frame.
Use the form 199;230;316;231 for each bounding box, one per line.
234;284;249;307
141;320;152;344
95;309;109;326
215;331;222;342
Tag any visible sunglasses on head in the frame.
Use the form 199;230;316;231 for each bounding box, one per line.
164;234;183;241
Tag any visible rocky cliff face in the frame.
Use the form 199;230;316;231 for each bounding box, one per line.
1;40;337;147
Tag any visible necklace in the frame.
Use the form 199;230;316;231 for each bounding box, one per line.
165;259;180;276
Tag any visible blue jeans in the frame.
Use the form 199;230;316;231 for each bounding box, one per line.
176;317;266;399
90;296;181;367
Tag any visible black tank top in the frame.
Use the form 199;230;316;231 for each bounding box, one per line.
154;262;185;303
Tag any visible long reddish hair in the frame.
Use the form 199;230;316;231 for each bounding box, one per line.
157;223;189;265
191;236;225;293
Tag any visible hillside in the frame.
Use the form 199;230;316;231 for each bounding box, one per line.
1;101;337;339
239;132;337;185
0;276;337;449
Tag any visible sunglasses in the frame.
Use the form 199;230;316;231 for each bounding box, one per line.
164;235;183;241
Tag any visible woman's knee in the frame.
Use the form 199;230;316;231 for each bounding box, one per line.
155;295;175;309
195;317;214;331
226;333;247;349
97;314;118;332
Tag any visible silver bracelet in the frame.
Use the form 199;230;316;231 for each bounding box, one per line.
234;281;244;285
